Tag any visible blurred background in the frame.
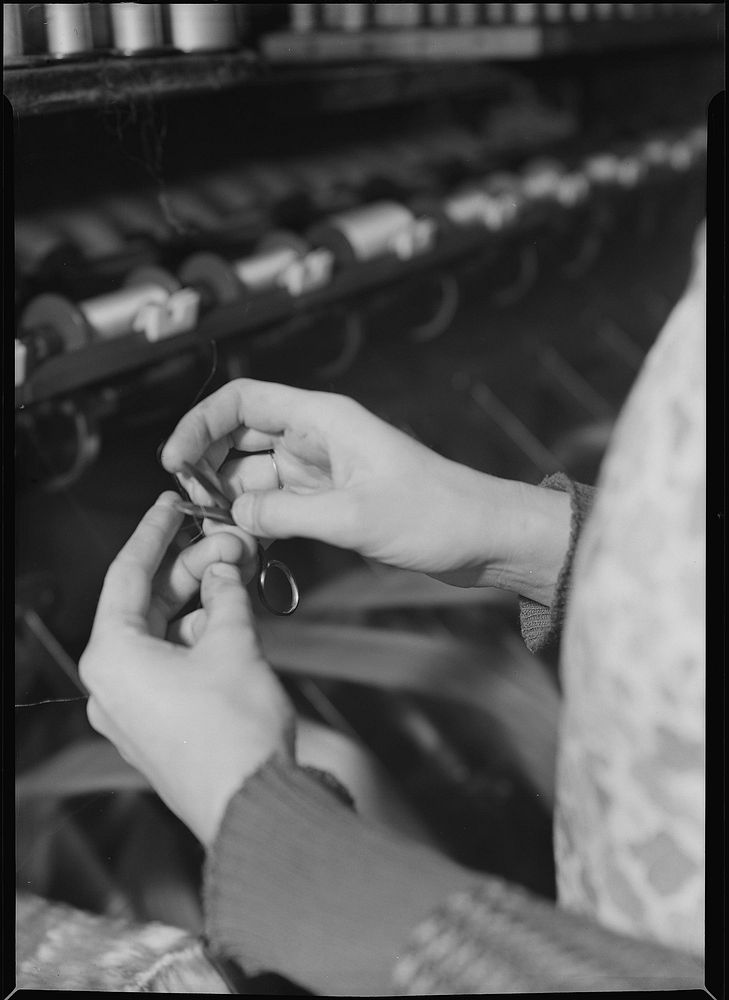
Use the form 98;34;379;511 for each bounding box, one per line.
9;3;722;993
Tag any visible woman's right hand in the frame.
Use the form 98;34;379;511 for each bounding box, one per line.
161;379;570;603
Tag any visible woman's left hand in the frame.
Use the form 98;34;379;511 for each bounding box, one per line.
79;491;295;847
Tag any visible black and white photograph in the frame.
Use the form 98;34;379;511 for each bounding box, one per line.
7;2;723;994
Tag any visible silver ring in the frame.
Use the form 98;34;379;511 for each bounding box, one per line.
268;450;284;490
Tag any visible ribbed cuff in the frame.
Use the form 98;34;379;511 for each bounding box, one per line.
203;756;474;997
519;473;596;653
393;880;703;994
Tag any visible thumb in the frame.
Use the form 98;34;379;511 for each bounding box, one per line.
199;562;252;634
231;489;355;548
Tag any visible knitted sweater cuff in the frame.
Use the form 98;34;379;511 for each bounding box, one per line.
203;755;474;996
393;880;703;994
519;472;596;653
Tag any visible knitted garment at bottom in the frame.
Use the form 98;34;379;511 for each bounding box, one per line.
392;880;702;995
16;892;231;993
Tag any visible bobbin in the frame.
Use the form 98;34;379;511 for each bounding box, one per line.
307;201;425;266
179;231;311;305
19;266;181;364
45;3;95;60
4;4;25;65
110;3;165;56
169;4;239;53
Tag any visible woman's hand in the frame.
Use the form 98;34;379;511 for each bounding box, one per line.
161;379;571;605
79;492;295;847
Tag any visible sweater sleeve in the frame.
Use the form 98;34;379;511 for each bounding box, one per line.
519;472;596;652
203;756;702;996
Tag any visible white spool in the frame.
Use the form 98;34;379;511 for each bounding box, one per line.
444;189;513;231
584;152;621;184
45;3;93;57
555;172;590;208
290;4;316;32
427;4;450;26
339;3;368;31
4;4;23;60
454;4;480;26
569;4;591;21
234;246;303;292
169;4;238;52
521;160;564;201
318;202;416;262
484;3;507;23
512;4;539;24
110;3;163;54
79;283;170;340
542;4;566;22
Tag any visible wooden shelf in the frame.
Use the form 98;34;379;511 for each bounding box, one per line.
15;226;493;407
4;50;514;118
6;7;721;120
262;13;723;63
4;49;260;118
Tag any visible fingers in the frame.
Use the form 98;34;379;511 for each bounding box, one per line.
161;379;312;474
94;493;183;630
167;608;207;647
150;530;258;628
231;488;356;548
220;451;281;495
199;562;258;641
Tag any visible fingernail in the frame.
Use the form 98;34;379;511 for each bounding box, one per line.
210;562;240;580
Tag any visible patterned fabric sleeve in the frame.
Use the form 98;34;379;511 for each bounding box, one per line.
519;473;596;652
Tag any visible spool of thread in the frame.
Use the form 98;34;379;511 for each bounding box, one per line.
484;3;507;22
568;3;591;20
441;188;512;231
454;4;480;26
593;4;615;18
45;3;94;58
79;283;171;339
482;173;524;225
511;4;539;23
521;158;565;202
373;4;420;27
583;152;623;186
110;3;163;54
20;271;179;352
542;4;567;22
338;3;368;31
322;4;367;31
169;4;238;52
307;202;417;264
427;4;451;27
290;4;317;33
180;231;309;303
4;4;24;63
233;234;308;291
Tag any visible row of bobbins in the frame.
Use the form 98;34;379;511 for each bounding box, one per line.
4;3;245;64
15;124;707;390
12;100;697;287
289;3;717;32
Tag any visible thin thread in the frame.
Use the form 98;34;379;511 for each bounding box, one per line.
15;696;88;709
159;339;220;538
